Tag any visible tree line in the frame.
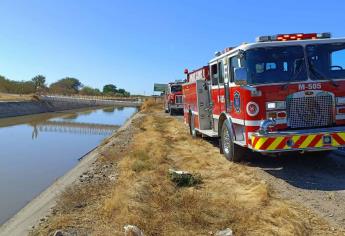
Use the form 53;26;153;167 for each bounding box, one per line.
0;75;130;97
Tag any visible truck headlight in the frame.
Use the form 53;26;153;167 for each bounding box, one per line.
266;101;286;110
337;97;345;105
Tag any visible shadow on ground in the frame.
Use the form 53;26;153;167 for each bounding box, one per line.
203;133;345;191
245;150;345;191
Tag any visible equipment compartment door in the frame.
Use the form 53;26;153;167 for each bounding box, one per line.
196;80;212;130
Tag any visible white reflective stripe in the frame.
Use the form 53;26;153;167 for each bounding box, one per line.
231;118;245;125
244;120;261;126
336;114;345;120
232;118;287;126
212;114;287;126
211;85;219;90
191;111;199;116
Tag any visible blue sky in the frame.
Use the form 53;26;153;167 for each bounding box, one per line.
0;0;344;95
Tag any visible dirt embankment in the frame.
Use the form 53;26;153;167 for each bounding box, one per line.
30;100;344;236
0;96;142;119
0;100;103;118
0;93;34;102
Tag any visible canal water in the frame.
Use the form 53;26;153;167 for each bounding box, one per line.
0;106;137;225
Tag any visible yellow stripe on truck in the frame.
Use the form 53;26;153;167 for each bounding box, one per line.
299;134;316;149
252;132;345;152
255;137;268;150
267;137;284;151
315;138;323;148
338;133;345;142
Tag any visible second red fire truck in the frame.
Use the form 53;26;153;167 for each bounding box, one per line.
164;81;184;115
183;32;345;161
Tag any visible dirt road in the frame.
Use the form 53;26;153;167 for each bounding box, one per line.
247;150;345;229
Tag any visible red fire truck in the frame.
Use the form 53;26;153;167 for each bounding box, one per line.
183;32;345;161
164;81;184;115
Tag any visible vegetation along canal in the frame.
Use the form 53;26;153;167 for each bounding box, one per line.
0;106;137;225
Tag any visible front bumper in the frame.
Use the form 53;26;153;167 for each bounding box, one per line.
170;104;183;109
250;126;345;152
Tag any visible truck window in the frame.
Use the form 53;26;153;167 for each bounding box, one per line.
307;43;345;80
229;56;240;82
211;64;218;85
245;46;307;84
218;62;224;84
332;50;345;69
255;62;277;73
170;85;182;93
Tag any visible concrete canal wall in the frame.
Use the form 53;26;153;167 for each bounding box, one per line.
0;96;142;118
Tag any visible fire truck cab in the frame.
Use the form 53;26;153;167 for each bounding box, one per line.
183;32;345;161
164;81;184;115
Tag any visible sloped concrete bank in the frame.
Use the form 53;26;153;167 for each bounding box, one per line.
0;99;140;118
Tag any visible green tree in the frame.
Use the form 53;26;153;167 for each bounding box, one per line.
49;77;82;95
103;84;117;94
31;75;46;91
0;76;35;94
117;88;126;94
116;88;130;97
80;86;102;96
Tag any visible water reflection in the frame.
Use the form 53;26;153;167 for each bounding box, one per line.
103;107;116;113
103;106;125;112
30;121;119;139
61;113;79;120
0;106;137;225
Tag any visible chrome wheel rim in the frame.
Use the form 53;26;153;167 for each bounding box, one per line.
223;127;231;154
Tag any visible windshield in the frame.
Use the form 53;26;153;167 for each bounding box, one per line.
306;43;345;80
171;85;182;93
245;46;308;84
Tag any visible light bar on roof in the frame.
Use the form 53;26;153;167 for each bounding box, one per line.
256;32;332;42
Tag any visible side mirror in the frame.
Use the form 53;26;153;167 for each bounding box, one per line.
234;68;248;85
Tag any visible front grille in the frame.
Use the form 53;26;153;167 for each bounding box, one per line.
175;95;183;104
287;94;334;129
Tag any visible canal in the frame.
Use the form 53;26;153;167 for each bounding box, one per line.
0;106;137;225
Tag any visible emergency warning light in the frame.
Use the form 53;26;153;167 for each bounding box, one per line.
256;32;331;42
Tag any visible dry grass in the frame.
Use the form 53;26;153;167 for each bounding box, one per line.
0;92;35;101
140;98;163;113
31;100;338;236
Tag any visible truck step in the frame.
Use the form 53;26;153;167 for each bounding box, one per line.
195;129;219;138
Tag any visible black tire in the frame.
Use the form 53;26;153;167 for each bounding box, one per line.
169;107;175;116
189;114;197;138
189;113;193;135
168;104;172;115
220;121;246;162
